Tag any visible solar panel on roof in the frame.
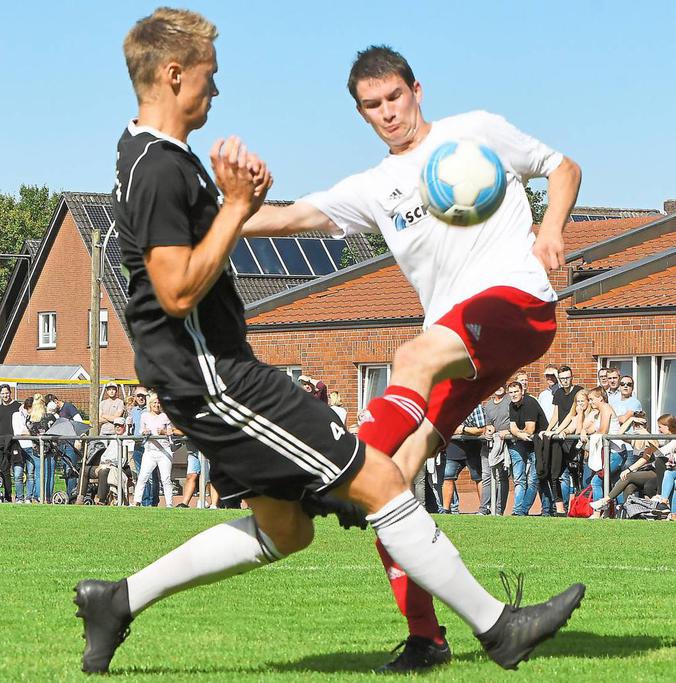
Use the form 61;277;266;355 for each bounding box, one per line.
272;238;312;275
571;215;589;222
84;204;113;230
248;238;286;275
323;239;354;269
230;240;260;275
298;238;334;275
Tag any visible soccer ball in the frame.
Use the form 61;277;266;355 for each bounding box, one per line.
420;140;506;226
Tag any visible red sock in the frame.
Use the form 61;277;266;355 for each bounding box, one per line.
358;386;427;456
375;539;444;644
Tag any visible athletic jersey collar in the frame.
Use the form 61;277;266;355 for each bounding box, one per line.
127;119;190;152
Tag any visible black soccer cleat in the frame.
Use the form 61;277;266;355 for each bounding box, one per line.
376;626;452;674
74;579;133;674
300;493;368;530
477;573;585;670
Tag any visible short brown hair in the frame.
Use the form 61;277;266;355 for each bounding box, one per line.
507;381;523;392
347;45;415;103
124;7;218;99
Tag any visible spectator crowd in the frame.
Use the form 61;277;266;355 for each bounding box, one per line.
1;367;674;520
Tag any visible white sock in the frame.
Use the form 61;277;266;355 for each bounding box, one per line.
367;490;504;634
126;516;283;616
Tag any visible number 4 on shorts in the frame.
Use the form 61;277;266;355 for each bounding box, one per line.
331;423;345;440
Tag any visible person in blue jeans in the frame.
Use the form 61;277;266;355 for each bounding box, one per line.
128;388;159;506
508;381;547;516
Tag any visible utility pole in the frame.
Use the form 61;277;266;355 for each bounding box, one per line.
89;229;101;435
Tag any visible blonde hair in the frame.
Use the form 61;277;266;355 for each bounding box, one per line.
588;386;608;403
29;393;46;422
147;392;160;408
124;7;218;99
329;391;342;407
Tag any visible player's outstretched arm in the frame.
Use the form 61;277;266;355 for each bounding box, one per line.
145;136;270;319
532;156;581;272
242;200;339;238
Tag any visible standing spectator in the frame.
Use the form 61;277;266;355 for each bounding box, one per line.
442;405;486;513
53;395;82;421
12;398;35;503
479;386;512;515
99;383;125;436
579;387;627;509
133;393;175;508
298;375;328;403
329;391;347;426
0;384;21;502
597;368;609;391
127;387;158;507
176;440;219;509
50;394;83;499
605;367;621;407
537;364;560;422
27;394;57;503
515;369;530;395
546;366;584;435
613;376;642;424
613;375;643;468
508;381;546;516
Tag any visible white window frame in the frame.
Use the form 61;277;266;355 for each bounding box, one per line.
357;364;391;411
38;312;56;348
657;355;676;419
600;355;665;431
277;365;302;384
88;309;109;347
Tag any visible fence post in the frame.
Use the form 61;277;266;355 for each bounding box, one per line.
39;438;45;504
198;451;206;508
603;436;610;499
117;438;123;507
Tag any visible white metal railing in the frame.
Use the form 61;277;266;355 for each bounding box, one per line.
3;434;209;508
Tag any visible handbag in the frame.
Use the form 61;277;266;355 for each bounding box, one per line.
568;485;594;518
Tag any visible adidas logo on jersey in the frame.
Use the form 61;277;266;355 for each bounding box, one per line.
388;188;403;200
466;323;482;341
196;173;207;189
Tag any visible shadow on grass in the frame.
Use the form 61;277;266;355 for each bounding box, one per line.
113;633;676;676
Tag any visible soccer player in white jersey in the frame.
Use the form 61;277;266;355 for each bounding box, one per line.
243;45;582;672
75;20;584;675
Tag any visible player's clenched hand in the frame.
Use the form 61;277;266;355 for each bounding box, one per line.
532;231;565;272
210;136;268;219
246;152;273;213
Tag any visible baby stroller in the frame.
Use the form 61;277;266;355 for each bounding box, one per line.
51;442;85;505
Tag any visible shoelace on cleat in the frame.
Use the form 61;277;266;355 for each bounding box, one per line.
499;571;525;609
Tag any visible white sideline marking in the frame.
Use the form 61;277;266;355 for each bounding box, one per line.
268;562;675;574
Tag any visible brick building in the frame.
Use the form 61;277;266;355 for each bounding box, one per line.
1;194;674;430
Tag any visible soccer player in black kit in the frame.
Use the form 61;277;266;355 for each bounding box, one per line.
74;7;584;675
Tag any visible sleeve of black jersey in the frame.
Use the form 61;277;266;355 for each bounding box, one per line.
127;153;193;250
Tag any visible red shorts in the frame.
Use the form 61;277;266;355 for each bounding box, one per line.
426;286;556;441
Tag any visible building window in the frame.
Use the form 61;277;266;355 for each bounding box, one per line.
277;365;302;384
88;309;109;347
38;312;56;348
358;364;391;410
600;355;674;429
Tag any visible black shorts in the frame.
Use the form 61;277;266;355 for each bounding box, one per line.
160;353;365;503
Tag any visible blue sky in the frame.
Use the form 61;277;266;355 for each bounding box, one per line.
2;0;675;210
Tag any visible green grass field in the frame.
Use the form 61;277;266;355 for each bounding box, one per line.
1;507;674;682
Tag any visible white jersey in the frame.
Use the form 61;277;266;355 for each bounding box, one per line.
303;111;562;327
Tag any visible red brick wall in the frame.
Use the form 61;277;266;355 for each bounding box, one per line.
4;213;136;379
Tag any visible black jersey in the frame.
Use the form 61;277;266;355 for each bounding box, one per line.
112;122;247;395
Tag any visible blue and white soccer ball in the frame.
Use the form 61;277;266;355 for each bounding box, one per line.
420;140;506;226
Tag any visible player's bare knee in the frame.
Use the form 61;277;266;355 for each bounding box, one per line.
344;449;407;514
252;501;314;555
